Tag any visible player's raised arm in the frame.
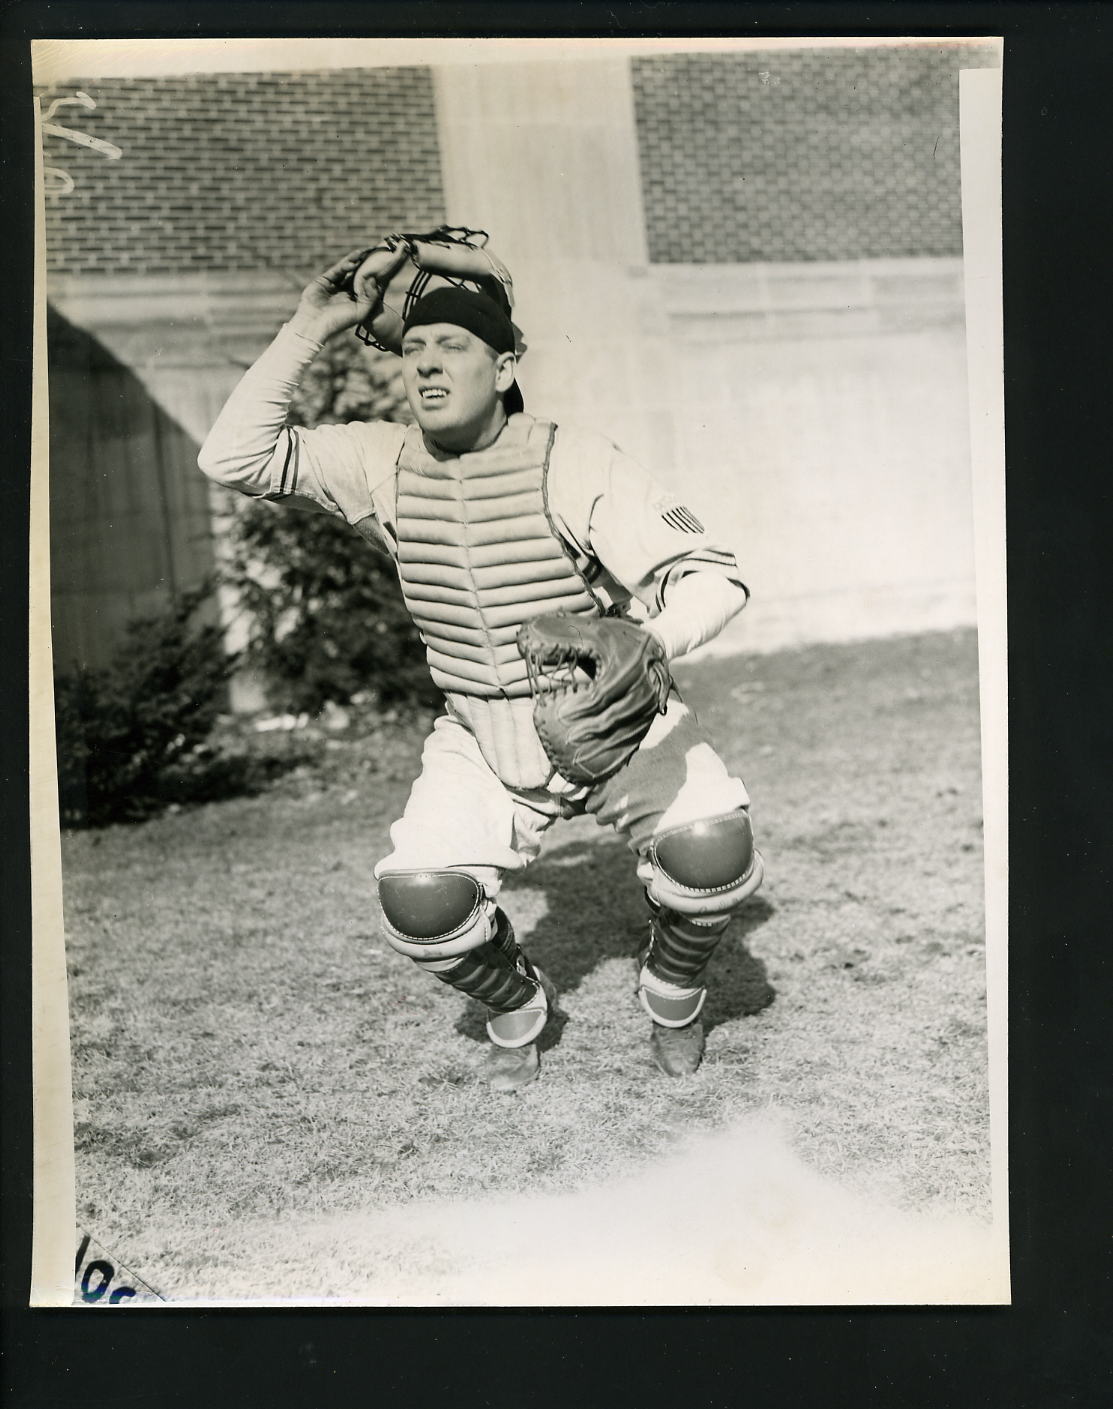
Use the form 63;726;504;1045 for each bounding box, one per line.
197;247;406;510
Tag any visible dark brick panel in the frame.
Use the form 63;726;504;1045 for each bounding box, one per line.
40;69;446;277
632;45;999;263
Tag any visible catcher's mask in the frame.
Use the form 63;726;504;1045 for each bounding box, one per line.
402;285;524;415
353;226;525;414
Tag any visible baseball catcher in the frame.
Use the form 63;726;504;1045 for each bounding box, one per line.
199;231;764;1090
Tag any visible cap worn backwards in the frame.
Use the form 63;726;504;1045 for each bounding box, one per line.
403;286;515;354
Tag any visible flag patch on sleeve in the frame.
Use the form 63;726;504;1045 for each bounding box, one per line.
660;502;705;534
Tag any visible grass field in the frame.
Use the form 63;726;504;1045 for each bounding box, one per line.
60;628;1001;1304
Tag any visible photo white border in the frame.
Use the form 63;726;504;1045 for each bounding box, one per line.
28;35;1008;1308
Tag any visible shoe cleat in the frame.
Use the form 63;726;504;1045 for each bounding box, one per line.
480;1041;541;1092
649;1018;706;1077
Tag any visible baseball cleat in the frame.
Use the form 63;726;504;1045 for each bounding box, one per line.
649;1018;706;1077
480;1041;541;1092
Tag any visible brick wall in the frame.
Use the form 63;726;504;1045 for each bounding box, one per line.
632;44;999;263
40;69;445;278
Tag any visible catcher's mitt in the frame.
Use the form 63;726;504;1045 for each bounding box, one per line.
517;613;672;786
347;226;516;354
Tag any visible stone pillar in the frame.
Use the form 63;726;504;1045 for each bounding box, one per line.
432;57;676;475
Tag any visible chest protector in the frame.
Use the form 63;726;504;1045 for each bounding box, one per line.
394;417;601;788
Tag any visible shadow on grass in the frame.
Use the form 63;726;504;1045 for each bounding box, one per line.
454;835;776;1048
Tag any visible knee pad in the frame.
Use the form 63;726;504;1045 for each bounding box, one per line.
377;869;493;960
646;809;764;918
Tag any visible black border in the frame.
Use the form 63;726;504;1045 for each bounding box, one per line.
3;4;1111;1405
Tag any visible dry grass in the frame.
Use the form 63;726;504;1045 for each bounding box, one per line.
61;629;994;1303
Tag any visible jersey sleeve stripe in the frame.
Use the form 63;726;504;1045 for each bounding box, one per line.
655;554;749;612
276;429;295;496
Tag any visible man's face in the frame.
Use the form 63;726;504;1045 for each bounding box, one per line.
400;323;515;451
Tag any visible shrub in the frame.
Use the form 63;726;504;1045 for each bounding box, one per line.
225;508;440;715
55;582;239;827
222;335;439;716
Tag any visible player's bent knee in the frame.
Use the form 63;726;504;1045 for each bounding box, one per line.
646;809;764;917
377;869;492;960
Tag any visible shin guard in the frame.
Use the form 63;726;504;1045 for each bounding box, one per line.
426;910;550;1048
637;908;730;1028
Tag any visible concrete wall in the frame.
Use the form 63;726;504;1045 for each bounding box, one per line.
657;260;974;653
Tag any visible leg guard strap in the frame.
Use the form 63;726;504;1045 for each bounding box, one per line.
427;909;540;1021
645;909;730;987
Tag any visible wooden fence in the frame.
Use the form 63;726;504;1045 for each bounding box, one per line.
47;306;217;674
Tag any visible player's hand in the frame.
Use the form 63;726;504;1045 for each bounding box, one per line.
291;249;382;342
